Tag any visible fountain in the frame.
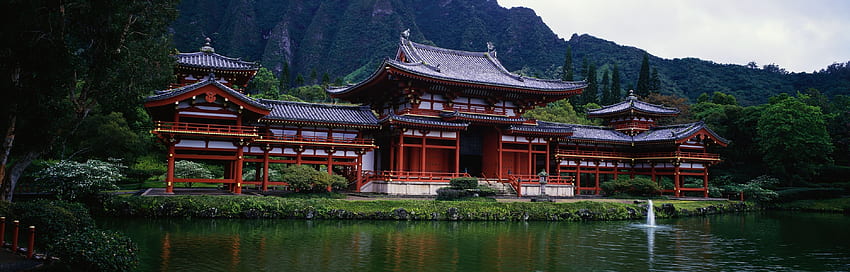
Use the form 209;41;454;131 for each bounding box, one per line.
646;199;656;227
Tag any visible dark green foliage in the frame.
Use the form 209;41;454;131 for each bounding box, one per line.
636;53;651;97
720;175;780;203
610;64;622;102
51;229;139;272
562;45;573;81
776;188;843;203
9;200;95;246
436;188;466;200
450;177;479;189
102;195;746;220
758;95;833;184
600;177;661;197
280;165;347;192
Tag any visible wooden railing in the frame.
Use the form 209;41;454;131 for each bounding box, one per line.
371;170;471;182
153;121;258;136
449;105;507;116
258;134;375;146
556;150;720;160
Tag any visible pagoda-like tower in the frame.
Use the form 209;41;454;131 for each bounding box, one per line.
553;94;729;197
171;38;260;89
586;91;679;135
328;31;586;195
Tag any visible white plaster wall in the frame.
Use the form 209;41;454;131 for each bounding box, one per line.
521;184;575;197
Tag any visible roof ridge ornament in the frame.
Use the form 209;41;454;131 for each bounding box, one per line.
200;37;215;53
486;41;497;58
401;29;410;39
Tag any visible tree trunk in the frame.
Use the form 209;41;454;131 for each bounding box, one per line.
0;151;39;202
0;113;17;195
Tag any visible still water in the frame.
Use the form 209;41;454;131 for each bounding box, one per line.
99;212;850;272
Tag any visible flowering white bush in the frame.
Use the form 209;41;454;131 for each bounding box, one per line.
37;159;124;200
174;160;214;179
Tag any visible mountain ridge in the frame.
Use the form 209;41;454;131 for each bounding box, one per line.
170;0;850;106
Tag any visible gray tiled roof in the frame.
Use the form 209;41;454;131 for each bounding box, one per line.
259;100;379;127
440;111;527;124
146;78;270;110
328;37;587;95
508;121;574;135
380;113;469;129
539;121;728;144
634;121;729;144
587;93;679;117
175;51;260;71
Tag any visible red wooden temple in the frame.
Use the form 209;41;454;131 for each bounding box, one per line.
145;33;727;197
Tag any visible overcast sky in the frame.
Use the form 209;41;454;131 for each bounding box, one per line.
498;0;850;73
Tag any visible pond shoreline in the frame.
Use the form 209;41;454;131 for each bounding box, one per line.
101;193;754;222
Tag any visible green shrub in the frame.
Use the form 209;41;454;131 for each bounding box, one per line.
280;165;318;191
600;177;661;197
450;177;479;189
35;159;123;201
721;175;779;203
776;187;843;202
436;188;465;200
475;185;497;197
10;200;95;246
313;171;348;191
50;229;139;272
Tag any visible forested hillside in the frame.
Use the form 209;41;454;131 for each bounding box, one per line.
172;0;849;106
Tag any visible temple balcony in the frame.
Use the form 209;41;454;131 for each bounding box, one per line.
254;134;376;148
556;150;720;161
152;121;259;137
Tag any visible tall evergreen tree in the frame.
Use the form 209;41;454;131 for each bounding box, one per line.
309;68;318;84
649;68;661;93
280;62;290;92
580;57;589;79
583;62;599;105
562;45;573;81
611;64;622;102
636;53;651;97
601;69;611;105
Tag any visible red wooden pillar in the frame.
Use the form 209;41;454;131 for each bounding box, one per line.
454;133;460;173
262;148;270;191
594;161;601;194
613;161;619;180
673;162;681;197
420;134;427;172
0;217;5;246
234;144;244;194
575;160;581;193
166;144;175;194
703;166;709;198
355;151;364;192
27;226;34;259
398;132;405;171
497;133;503;179
11;220;19;251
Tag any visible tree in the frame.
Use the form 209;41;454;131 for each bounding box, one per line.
294;74;305;87
562;45;573;81
279;62;290;92
644;93;693;125
583;62;599;105
174;160;214;179
36;159;124;201
600;69;612;104
757;95;833;184
611;64;622;102
0;0;179;201
247;67;280;96
711;91;738;106
636;53;651;97
649;68;661;93
523;100;591;125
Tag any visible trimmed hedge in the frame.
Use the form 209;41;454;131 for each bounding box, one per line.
100;195;751;221
450;177;479;189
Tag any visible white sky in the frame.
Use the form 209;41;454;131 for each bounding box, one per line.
498;0;850;73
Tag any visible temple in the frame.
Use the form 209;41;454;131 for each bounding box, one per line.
145;33;727;197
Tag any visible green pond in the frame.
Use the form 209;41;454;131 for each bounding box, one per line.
99;212;850;272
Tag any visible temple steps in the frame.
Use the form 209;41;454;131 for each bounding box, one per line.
478;178;516;196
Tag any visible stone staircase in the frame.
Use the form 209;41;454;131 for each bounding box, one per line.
478;178;517;196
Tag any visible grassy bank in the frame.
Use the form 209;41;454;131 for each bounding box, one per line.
775;197;850;213
100;195;751;221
